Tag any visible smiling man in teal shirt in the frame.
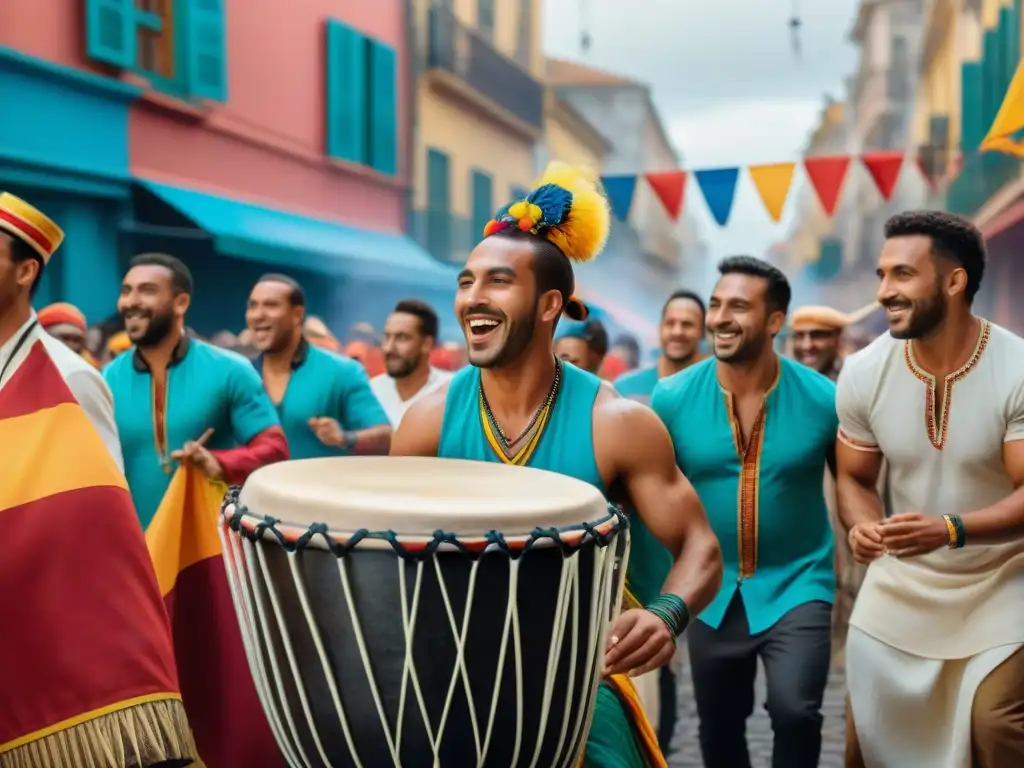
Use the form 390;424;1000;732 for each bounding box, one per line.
652;257;836;768
104;254;289;529
247;274;391;458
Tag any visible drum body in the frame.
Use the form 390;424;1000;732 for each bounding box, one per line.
219;456;629;768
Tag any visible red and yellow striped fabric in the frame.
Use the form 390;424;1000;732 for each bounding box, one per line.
147;466;283;767
0;341;188;758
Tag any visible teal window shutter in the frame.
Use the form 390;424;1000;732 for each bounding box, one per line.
478;0;496;39
326;20;368;164
185;0;228;101
426;149;451;259
369;41;398;175
86;0;137;68
471;170;494;240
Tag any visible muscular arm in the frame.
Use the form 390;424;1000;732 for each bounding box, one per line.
389;385;448;457
605;399;723;617
835;440;884;532
958;441;1024;544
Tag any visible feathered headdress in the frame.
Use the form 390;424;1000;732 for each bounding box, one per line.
482;162;610;320
483;162;611;264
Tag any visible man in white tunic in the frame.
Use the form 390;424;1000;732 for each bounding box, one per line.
836;210;1024;768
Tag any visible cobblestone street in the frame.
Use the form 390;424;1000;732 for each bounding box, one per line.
666;645;848;767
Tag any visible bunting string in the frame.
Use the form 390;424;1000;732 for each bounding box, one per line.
601;149;964;227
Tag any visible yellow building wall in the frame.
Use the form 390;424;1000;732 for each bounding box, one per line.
545;116;604;174
914;3;962;152
449;0;544;77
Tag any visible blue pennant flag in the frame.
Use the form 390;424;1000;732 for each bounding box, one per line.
694;167;740;226
601;175;638;221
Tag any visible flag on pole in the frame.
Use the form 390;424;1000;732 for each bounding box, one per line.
147;466;283;767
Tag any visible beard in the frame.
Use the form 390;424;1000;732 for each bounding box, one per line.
126;309;175;347
469;305;537;369
386;353;419;378
885;291;946;340
713;327;767;363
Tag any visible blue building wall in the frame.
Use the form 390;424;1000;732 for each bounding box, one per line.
0;46;139;322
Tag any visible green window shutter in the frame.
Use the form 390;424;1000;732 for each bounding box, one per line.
368;41;398;175
86;0;137;68
184;0;228;101
478;0;495;39
471;170;494;239
426;149;451;259
325;20;368;163
961;62;983;150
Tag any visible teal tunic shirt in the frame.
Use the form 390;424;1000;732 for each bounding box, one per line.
104;337;281;529
438;362;605;491
651;356;837;634
613;366;659;402
254;341;388;460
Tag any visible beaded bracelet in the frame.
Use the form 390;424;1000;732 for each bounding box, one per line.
943;514;966;549
645;594;691;641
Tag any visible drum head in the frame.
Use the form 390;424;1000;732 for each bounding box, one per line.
237;456;608;536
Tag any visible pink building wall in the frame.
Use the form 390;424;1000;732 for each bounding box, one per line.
0;0;409;233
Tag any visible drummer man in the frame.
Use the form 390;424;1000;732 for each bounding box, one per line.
392;163;724;768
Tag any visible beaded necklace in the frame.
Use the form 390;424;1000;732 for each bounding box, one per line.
479;357;562;465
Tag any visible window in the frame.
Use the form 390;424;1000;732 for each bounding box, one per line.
426;149;452;260
85;0;228;101
515;0;532;68
325;20;398;174
477;0;495;41
471;170;493;242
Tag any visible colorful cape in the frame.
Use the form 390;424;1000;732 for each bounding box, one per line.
0;341;196;767
147;466;283;767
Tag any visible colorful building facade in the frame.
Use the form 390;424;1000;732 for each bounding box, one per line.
1;0;456;337
408;0;543;267
914;0;1022;329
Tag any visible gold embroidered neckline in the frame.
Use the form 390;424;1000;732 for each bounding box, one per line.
904;320;991;450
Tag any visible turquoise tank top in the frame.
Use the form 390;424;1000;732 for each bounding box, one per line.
438;362;605;492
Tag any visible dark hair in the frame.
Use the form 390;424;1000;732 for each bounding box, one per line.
9;236;44;297
662;289;706;321
393;298;439;340
258;273;306;306
582;318;609;356
494;229;577;319
883;210;986;304
129;253;194;295
613;332;641;355
717;255;791;315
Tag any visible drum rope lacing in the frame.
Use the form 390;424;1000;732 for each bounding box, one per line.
219;486;631;768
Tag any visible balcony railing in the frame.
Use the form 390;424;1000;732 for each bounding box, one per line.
426;4;544;131
945;151;1022;219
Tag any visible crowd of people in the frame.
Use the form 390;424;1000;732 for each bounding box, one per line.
0;159;1021;768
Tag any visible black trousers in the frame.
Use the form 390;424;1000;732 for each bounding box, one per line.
686;592;832;768
658;665;677;753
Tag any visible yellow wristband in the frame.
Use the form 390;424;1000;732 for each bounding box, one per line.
943;514;958;548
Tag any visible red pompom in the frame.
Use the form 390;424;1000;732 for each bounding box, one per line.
518;217;533;231
483;219;501;237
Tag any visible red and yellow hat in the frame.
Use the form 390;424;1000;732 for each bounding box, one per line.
38;302;87;333
0;192;64;263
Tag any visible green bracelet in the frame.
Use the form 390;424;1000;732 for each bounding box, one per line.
950;514;966;549
645;594;691;640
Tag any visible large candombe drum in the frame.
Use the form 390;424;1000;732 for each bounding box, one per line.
219;456;630;768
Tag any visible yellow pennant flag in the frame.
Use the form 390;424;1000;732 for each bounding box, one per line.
748;163;796;222
981;61;1024;157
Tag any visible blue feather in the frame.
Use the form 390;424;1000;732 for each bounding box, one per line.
527;184;573;227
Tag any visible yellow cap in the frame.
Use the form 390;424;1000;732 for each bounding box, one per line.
789;305;849;332
0;192;64;263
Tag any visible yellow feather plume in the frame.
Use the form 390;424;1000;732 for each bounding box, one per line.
533;162;610;264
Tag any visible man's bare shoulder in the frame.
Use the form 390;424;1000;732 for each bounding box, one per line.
593;382;669;444
390;380;451;456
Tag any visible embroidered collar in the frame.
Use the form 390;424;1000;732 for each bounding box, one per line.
131;332;191;372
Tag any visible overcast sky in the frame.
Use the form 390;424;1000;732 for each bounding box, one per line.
542;0;861;265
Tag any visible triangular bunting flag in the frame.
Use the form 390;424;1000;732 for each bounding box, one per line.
803;156;852;215
747;163;796;223
861;151;904;201
693;168;740;227
644;171;687;221
916;149;940;191
602;175;638;221
980;60;1024;157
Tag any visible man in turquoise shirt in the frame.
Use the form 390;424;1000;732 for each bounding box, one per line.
651;256;836;768
104;254;289;529
247;274;391;459
615;289;707;403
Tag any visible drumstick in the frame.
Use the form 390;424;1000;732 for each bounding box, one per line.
195;428;215;447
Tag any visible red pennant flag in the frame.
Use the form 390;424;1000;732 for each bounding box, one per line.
645;171;687;221
803;155;852;215
916;151;938;191
861;151;904;201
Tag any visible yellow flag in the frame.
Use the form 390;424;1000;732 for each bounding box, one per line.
981;61;1024;157
748;163;796;222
